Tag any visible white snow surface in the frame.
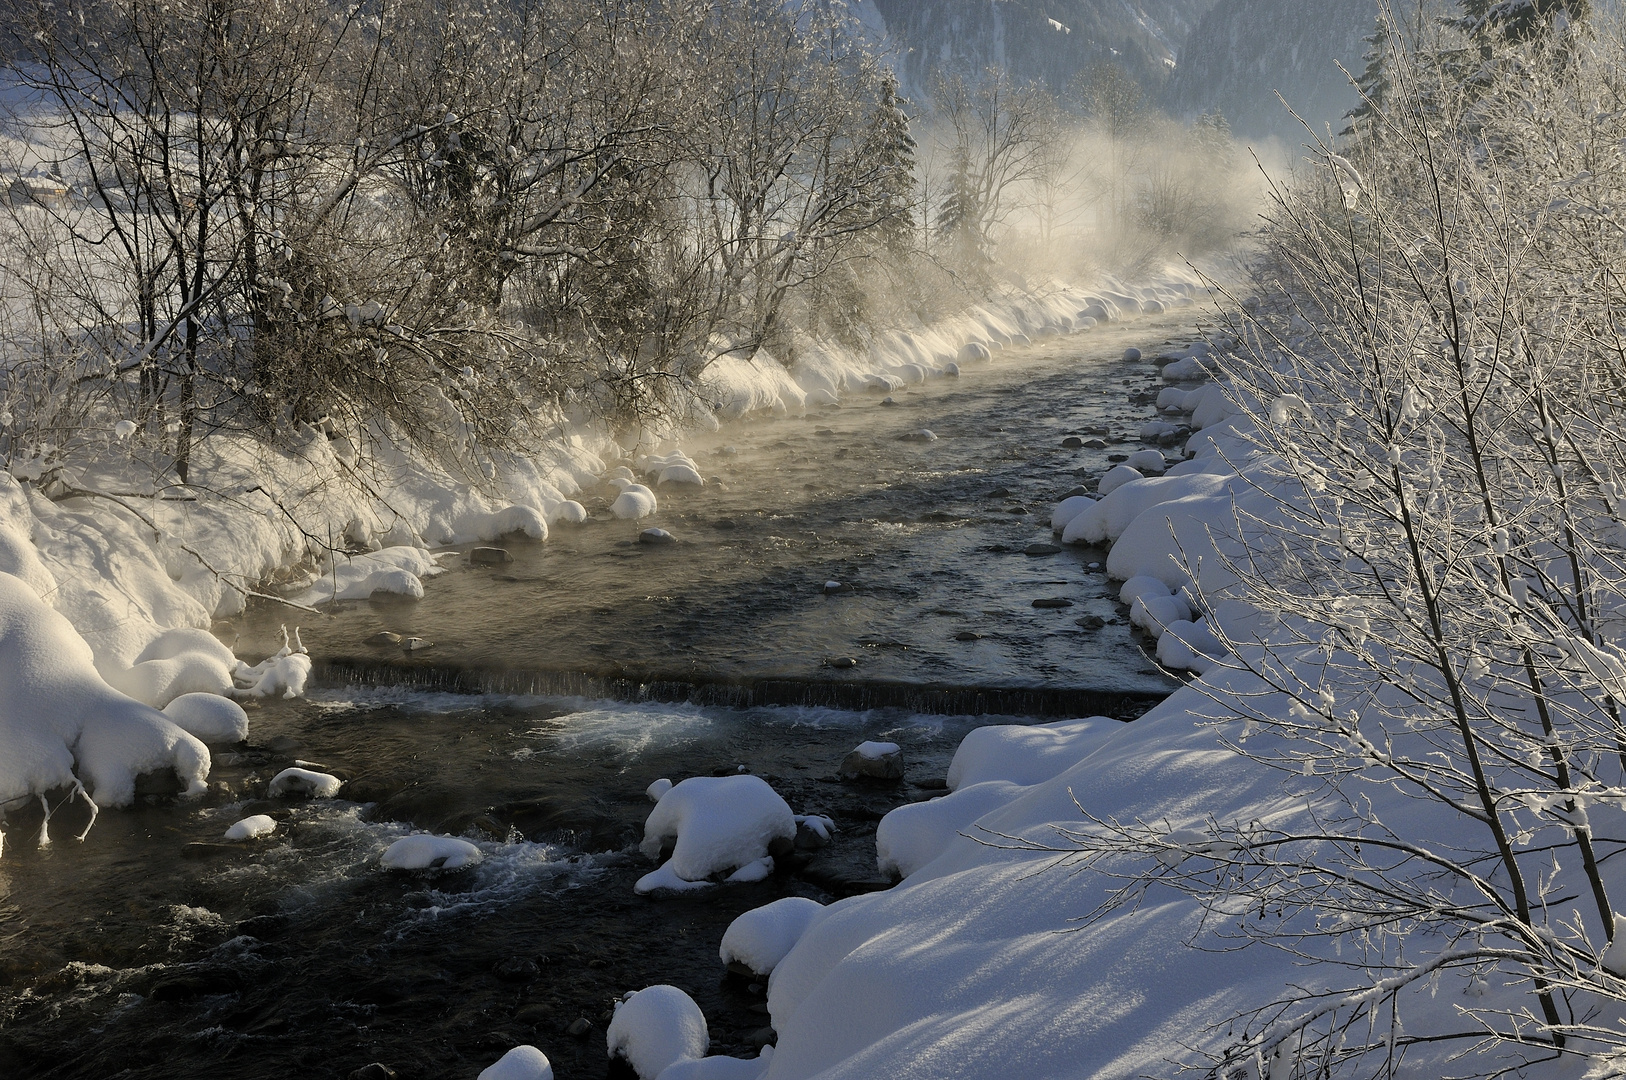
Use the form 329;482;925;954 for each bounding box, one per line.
606;985;710;1079
477;1045;553;1080
720;896;825;977
638;775;796;889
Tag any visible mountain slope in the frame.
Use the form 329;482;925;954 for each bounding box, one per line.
870;0;1218;100
1164;0;1379;140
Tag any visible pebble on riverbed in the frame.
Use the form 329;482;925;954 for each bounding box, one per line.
639;527;676;545
366;631;402;646
469;546;512;565
1023;543;1061;557
1032;597;1075;609
401;636;434;652
827;655;858;669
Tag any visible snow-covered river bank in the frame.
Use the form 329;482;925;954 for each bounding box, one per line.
0;304;1216;1079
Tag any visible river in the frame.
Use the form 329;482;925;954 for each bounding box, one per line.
0;308;1201;1080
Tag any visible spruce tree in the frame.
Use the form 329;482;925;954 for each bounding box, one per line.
1457;0;1587;45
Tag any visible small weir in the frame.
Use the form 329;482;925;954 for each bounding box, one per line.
315;658;1170;720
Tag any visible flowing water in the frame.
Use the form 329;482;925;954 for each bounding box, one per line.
0;309;1203;1080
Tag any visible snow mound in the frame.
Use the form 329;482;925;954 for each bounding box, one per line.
647;778;674;802
0;521;56;599
1097;465;1143;495
1050;495;1095;534
268;767;341;799
637;775;795;890
381;833;483;870
878;781;1028;879
0;572;210;821
477;1045;552;1080
611;481;658;519
1123;450;1168;474
606;985;709;1079
720;897;825;977
293;546;444;607
946;717;1119;790
224;814;276;841
553;500;589;525
162;693;250;743
474;505;549;541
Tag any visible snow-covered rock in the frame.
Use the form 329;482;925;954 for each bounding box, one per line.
293;546;445;607
611;481;658;520
267;766;341;799
224;814;276;841
837;740;903;781
381;833;483;870
606;985;709;1079
162;692;250;743
720;897;825;978
477;1045;553;1080
637;775;796;891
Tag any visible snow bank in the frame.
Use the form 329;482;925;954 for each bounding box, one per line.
0;572;210;826
606;985;709;1079
477;1045;553;1080
637;775;796;892
945;717;1119;790
876;780;1027;879
720;897;825;978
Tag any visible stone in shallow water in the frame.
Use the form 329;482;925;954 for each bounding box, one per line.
839;741;904;781
1024;543;1061;556
828;656;858;669
470;546;512;565
367;631;402;646
1077;615;1107;630
1032;597;1074;609
954;631;981;641
1061;436;1084;448
639;528;676;545
401;636;433;652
